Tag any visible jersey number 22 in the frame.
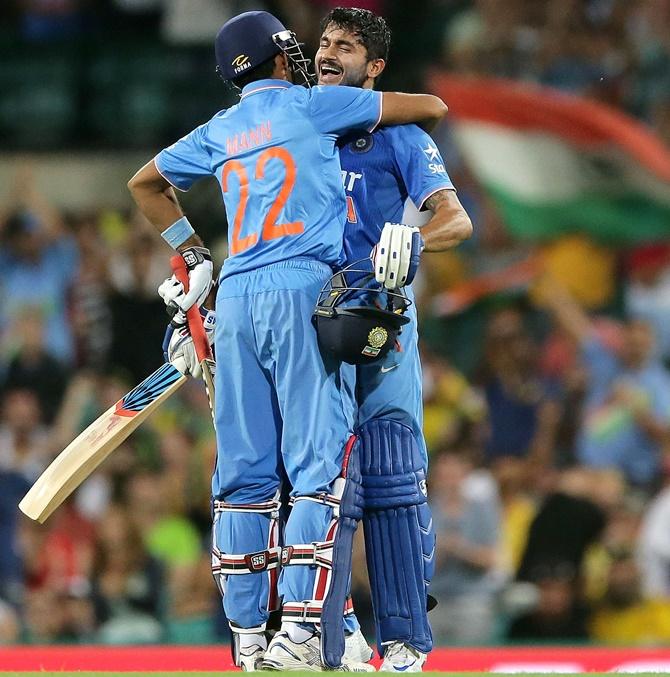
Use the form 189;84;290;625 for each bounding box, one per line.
223;147;304;255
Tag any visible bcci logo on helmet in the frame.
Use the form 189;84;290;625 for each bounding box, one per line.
313;260;411;365
362;326;388;358
231;54;252;74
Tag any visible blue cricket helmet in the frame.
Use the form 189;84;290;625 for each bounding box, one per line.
215;10;313;86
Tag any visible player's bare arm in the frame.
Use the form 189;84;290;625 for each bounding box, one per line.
127;160;203;251
128;159;213;322
380;92;447;128
420;189;473;252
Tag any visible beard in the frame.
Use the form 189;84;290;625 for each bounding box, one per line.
340;64;369;87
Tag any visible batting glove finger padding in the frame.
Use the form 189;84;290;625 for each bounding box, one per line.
158;275;184;305
373;223;424;290
164;308;216;378
158;275;188;325
179;246;214;311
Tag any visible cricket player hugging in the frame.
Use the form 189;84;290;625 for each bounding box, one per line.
313;8;473;673
128;9;448;673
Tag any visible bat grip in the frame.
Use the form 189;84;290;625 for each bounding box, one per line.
170;254;213;364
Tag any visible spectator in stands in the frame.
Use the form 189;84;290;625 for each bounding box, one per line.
108;213;170;383
0;598;20;644
22;589;70;643
507;558;589;641
624;244;670;366
69;214;112;371
538;275;670;489
421;345;486;455
91;504;164;644
625;0;670;118
124;472;207;632
494;457;536;577
0;469;30;606
18;503;95;598
517;467;620;583
1;308;70;423
481;307;561;468
429;448;501;644
590;550;670;644
637;472;670;598
0;389;50;482
0;170;79;366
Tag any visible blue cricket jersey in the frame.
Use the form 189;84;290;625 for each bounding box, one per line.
337;124;454;264
155;79;383;280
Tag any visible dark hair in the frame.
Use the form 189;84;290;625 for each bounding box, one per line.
232;54;279;89
319;7;391;62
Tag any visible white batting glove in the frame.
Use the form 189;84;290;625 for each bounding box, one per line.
372;223;424;290
157;246;213;324
163;309;216;378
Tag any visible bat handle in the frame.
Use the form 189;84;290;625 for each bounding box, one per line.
170;254;213;364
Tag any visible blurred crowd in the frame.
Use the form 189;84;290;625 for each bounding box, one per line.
2;0;670;650
2;0;670;147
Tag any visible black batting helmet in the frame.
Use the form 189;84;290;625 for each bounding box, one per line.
313;260;411;365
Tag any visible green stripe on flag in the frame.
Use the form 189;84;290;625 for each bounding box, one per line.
486;184;670;244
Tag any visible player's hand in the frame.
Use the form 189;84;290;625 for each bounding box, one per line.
158;246;213;324
163;308;216;378
372;222;424;290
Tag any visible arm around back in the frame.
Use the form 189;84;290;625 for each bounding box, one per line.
380;92;448;128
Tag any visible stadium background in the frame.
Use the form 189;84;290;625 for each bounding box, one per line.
1;0;670;668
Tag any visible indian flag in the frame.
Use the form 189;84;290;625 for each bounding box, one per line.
431;75;670;244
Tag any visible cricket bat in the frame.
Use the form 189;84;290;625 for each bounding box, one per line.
18;362;187;523
19;255;214;524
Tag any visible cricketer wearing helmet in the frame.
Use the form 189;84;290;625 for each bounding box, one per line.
127;10;449;672
315;7;473;673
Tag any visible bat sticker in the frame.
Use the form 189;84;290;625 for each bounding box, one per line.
115;363;183;417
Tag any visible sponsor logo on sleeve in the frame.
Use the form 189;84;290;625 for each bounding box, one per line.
423;143;446;174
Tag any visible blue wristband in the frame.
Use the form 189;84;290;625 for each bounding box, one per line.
161;216;195;249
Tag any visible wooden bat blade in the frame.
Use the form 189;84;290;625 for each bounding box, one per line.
19;363;187;523
201;358;216;412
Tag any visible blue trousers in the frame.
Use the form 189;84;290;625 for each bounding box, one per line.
211;259;356;629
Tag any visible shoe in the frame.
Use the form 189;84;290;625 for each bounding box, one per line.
261;630;375;671
380;642;426;672
238;643;265;671
344;627;374;664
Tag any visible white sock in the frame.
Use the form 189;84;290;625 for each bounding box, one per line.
282;622;315;643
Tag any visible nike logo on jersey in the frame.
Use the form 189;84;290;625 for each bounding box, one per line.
381;364;399;374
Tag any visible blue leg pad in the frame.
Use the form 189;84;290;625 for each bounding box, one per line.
320;438;364;668
359;419;435;654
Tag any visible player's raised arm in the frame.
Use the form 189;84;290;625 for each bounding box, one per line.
308;85;447;137
128;158;213;322
380;92;447;128
128;160;190;237
421;189;473;251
